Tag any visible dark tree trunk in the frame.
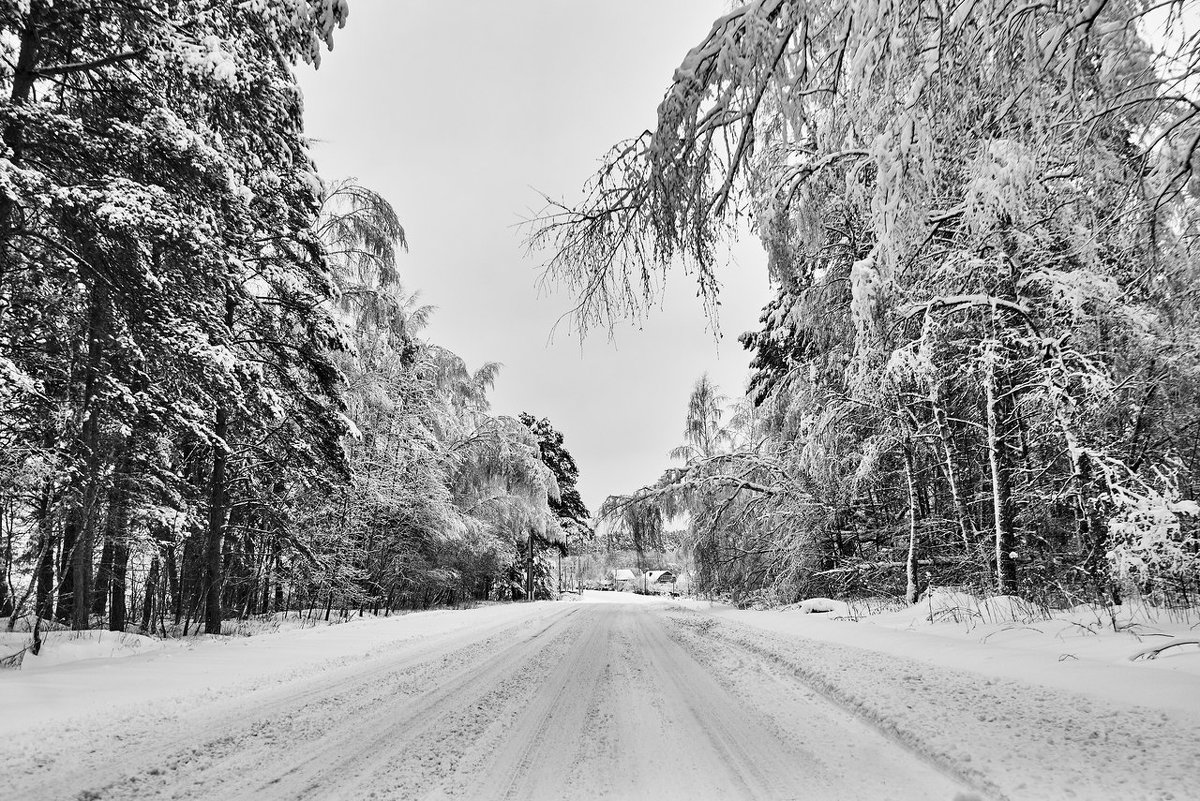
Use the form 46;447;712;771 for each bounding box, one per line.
56;514;79;623
109;537;130;632
204;413;228;635
527;533;535;601
902;439;921;605
35;529;55;622
182;534;205;626
70;513;95;631
20;478;55;623
92;535;114;618
63;286;109;631
260;556;272;616
0;3;43;240
140;557;160;633
0;506;12;618
165;543;182;625
932;394;974;554
204;293;235;635
105;449;134;633
261;537;282;615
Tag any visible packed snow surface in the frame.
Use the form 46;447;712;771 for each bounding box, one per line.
1;593;1197;800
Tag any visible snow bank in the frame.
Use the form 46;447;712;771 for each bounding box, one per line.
781;597;851;615
675;593;1200;715
0;602;571;740
664;604;1200;800
578;589;668;605
0;609;414;672
17;631;165;671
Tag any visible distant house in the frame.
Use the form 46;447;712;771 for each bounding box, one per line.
609;568;639;591
644;570;677;594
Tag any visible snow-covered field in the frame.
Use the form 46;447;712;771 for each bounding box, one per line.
1;592;1197;800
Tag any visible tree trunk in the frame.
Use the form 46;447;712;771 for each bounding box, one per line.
32;481;56;623
205;292;235;635
109;537;130;632
204;419;228;635
8;516;54;632
70;513;94;631
261;539;279;615
56;515;78;623
527;533;535;601
104;448;134;633
65;286;108;631
931;389;973;554
0;505;12;618
92;535;114;618
1041;348;1115;605
0;2;43;239
902;439;921;605
140;557;160;634
165;543;182;625
985;345;1017;594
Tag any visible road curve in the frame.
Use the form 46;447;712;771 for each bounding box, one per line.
9;601;970;801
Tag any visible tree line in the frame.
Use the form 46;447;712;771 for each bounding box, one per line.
0;1;589;653
535;0;1200;606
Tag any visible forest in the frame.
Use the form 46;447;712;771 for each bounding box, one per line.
538;0;1200;609
3;4;1199;798
3;0;1200;663
0;0;590;653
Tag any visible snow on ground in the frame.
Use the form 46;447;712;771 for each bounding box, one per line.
0;604;565;739
3;600;968;801
565;588;666;604
663;590;1200;800
680;588;1200;715
0;628;165;670
1;591;1197;800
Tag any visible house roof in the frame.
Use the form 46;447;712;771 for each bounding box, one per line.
646;570;676;583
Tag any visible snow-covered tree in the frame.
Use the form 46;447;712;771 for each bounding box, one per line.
1;0;352;637
537;0;1200;603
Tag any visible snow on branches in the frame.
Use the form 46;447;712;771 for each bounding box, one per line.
547;0;1200;601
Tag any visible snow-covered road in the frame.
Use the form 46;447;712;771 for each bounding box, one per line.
5;600;970;801
7;595;1199;800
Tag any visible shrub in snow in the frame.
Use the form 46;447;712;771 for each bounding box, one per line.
1107;483;1200;584
795;598;850;615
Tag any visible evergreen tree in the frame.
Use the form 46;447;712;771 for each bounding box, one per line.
518;412;591;545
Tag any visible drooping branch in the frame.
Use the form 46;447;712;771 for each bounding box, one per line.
36;48;146;76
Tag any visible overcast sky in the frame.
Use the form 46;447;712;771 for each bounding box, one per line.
298;0;773;514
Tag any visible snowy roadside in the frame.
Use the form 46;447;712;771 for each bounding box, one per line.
664;606;1199;800
659;594;1200;801
671;592;1200;716
0;602;567;740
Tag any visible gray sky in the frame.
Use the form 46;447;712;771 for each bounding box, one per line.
299;0;772;514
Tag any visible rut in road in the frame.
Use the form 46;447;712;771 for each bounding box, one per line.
14;603;972;801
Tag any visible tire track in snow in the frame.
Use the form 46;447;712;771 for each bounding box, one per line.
8;602;989;801
662;606;1005;801
484;604;613;800
271;607;586;800
13;605;580;801
667;603;1200;800
630;607;804;799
